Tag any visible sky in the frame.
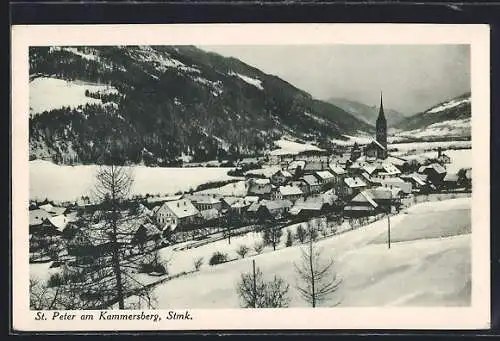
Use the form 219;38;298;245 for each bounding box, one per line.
199;45;470;115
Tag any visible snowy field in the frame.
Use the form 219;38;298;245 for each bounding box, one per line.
140;198;471;308
29;160;241;203
395;149;472;174
269;139;325;156
394;119;471;140
30;77;119;116
389;140;471;153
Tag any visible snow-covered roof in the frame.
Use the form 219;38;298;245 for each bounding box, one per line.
329;163;346;175
350;191;378;208
279;185;303;196
244;196;260;203
273;169;293;178
344;177;367;188
315;171;334;180
418;163;446;174
184;194;221;205
386;156;408;167
29;209;51;226
161;199;199;219
262;199;293;211
288;160;306;170
302;175;320;186
200;208;221;221
46;215;70;232
39;203;66;216
444;173;459;182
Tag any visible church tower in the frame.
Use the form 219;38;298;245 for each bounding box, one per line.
375;92;387;159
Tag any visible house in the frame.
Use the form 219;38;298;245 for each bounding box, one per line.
131;221;163;250
154;199;200;232
364;139;387;159
29;209;52;228
303;160;328;174
343;177;368;198
301;175;322;195
329;163;348;196
343;191;378;217
270;169;293;186
287;160;306;175
443;173;460;190
273;185;303;203
184;194;223;211
44;215;70;234
257;199;293;221
314;170;335;187
222;197;253;225
237;157;264;168
400;173;433;193
361;172;382;187
290;196;331;219
379;177;412;195
458;167;472;189
363;162;401;179
344;187;400;217
386;156;410;173
247;178;273;199
418;163;447;188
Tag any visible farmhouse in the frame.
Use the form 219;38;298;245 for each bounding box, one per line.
314;170;335;187
154;199;200;231
184;194;222;211
270;169;293;186
418;163;447;188
257;199;293;221
301;175;322;195
343;177;368;197
273;185;303;203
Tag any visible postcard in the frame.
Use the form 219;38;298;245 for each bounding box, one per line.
11;23;490;331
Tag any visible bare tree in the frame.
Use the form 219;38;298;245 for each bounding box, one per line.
262;221;282;251
294;224;341;307
236;244;250;259
236;260;290;308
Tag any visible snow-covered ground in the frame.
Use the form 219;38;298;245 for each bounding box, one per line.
141;198;471;308
270;139;325;156
229;71;264;90
389;140;471;153
427;97;470;114
395;149;471;174
394;119;471;140
29;198;471;308
30;77;119;116
29;160;241;203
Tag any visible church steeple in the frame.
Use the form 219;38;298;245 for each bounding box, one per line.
375;91;387;159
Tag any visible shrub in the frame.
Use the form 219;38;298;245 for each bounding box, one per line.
209;251;228;266
253;242;265;254
236;245;250;259
47;273;65;288
153;263;168;274
194;257;203;271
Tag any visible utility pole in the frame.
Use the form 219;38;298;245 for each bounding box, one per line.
252;259;257;308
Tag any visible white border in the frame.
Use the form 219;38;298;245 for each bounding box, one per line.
11;24;491;331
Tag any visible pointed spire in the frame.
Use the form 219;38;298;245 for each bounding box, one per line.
378;91;385;120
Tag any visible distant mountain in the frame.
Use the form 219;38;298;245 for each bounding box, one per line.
326;97;406;128
29;45;372;166
393;92;471;141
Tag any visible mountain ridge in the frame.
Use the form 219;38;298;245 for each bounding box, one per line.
29;45;372;166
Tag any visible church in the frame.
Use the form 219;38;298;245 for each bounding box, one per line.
364;92;388;160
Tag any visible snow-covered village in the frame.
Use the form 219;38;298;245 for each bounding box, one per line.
27;45;473;310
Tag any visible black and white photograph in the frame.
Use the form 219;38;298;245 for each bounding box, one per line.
12;24;490;331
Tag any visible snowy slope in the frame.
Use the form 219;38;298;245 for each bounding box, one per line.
29;77;119;116
269;139;325;155
140;198;471;308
